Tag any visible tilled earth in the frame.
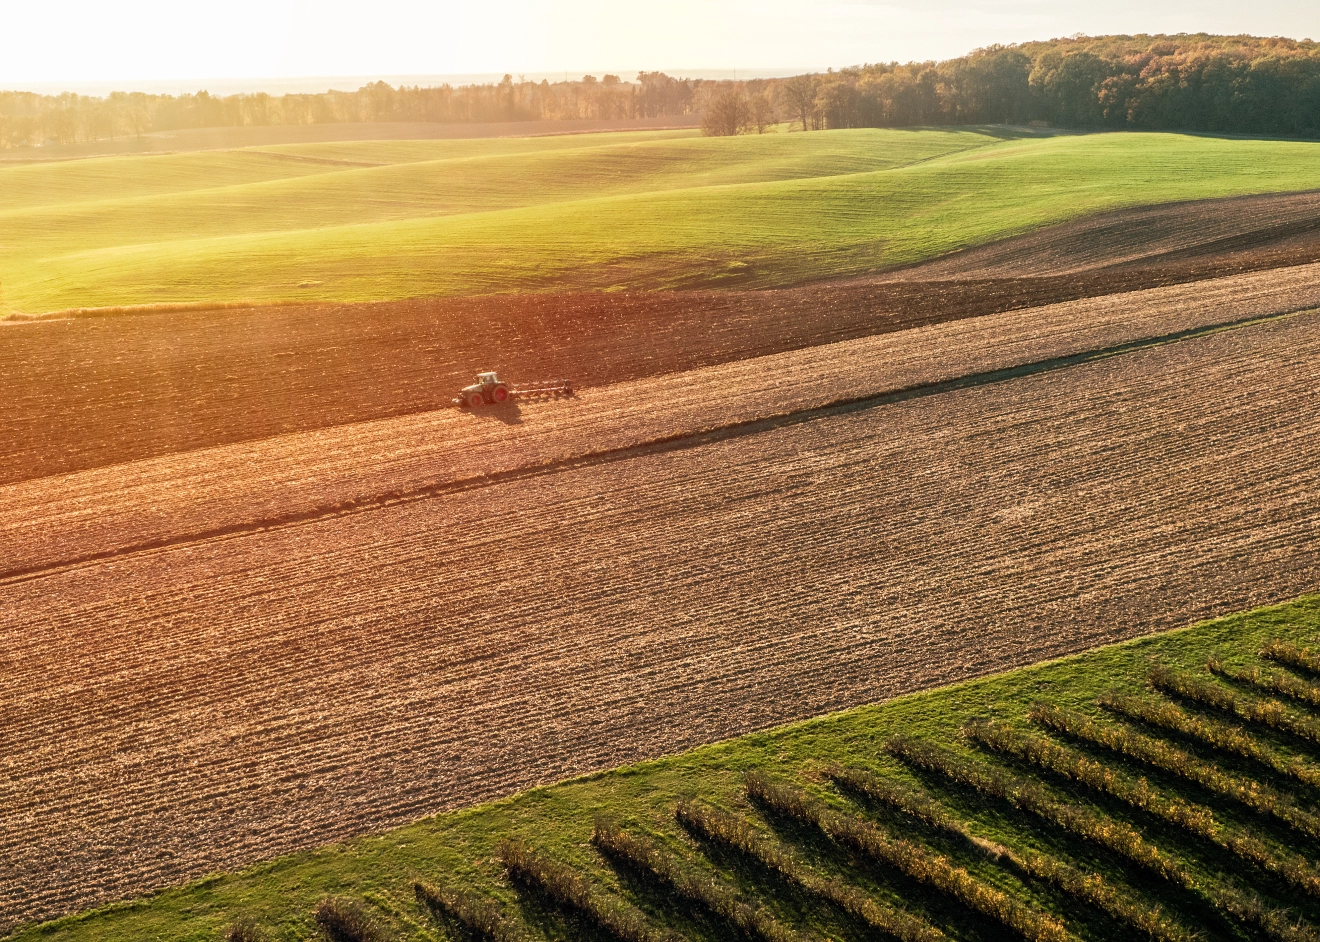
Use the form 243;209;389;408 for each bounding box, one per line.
6;192;1320;932
5;261;1320;580
2;310;1319;929
5;189;1320;485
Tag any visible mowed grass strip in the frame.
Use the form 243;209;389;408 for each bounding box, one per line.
7;129;1320;311
10;595;1320;942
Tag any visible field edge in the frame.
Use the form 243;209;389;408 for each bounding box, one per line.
11;590;1320;941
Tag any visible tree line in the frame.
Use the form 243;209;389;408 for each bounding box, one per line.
0;72;698;148
5;34;1320;148
727;33;1320;137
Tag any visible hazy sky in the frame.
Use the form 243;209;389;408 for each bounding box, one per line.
5;0;1320;90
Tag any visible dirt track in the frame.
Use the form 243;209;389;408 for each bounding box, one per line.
5;188;1320;485
5;261;1320;580
3;309;1320;929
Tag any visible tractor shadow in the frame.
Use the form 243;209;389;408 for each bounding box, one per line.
468;400;524;425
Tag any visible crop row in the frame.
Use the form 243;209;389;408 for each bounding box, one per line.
1098;691;1320;790
966;718;1320;900
413;881;527;942
743;771;1075;942
1150;664;1320;746
674;799;947;942
1210;656;1320;711
498;838;678;942
592;817;800;942
1029;702;1320;841
828;765;1197;942
1262;640;1320;677
885;736;1313;942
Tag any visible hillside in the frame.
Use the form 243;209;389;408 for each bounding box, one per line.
11;596;1320;941
5;129;1320;312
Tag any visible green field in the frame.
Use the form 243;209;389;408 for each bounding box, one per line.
5;127;1320;314
18;593;1320;942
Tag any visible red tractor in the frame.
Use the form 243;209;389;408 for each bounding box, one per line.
453;371;573;408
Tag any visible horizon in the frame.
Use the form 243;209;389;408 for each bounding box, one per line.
6;0;1319;92
10;30;1320;101
3;70;805;99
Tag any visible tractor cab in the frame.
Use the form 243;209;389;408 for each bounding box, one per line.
457;371;510;407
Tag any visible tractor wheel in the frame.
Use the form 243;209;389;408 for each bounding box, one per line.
467;392;485;408
492;385;509;403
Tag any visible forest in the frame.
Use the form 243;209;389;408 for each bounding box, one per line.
3;33;1320;147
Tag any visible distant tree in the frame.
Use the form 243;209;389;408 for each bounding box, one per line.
701;86;751;136
636;72;695;117
815;76;864;128
747;91;775;132
779;74;818;130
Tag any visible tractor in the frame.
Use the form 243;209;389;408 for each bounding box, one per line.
453;372;573;408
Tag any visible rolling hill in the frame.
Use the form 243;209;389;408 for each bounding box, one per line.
6;128;1320;312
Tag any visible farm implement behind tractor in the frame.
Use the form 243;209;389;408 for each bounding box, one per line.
453;371;574;408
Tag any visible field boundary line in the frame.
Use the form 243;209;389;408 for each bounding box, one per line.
2;304;1313;588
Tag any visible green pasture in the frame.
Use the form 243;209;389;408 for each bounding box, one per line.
4;127;1320;313
14;593;1320;941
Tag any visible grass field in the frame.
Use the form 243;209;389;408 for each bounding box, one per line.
12;594;1319;942
5;128;1320;313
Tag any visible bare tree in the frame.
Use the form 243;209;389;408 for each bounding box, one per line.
701;85;751;136
778;74;817;131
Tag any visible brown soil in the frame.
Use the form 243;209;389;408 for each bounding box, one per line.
3;312;1318;929
6;191;1320;930
6;188;1320;486
5;261;1319;581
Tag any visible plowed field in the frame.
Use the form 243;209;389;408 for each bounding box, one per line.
6;188;1320;485
4;309;1319;930
5;260;1320;580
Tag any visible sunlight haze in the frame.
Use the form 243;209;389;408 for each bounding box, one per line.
6;0;1320;89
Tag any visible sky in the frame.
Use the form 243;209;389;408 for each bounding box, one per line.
4;0;1320;93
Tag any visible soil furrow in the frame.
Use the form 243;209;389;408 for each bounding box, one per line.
5;263;1318;582
2;313;1318;930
